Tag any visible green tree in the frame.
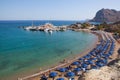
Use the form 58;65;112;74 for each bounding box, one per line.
81;22;91;29
97;25;104;30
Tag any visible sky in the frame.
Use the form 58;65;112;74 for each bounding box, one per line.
0;0;120;20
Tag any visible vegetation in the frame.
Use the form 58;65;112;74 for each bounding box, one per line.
96;22;108;30
95;21;120;37
81;22;91;29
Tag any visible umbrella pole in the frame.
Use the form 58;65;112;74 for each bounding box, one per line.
53;77;55;80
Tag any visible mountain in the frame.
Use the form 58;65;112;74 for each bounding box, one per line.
91;9;120;22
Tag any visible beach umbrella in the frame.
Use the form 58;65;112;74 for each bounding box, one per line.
109;52;113;55
78;58;84;61
90;52;96;56
105;54;110;57
65;67;70;71
86;60;94;64
49;72;57;80
66;72;75;78
81;63;88;69
102;55;108;59
100;59;107;64
86;55;91;59
72;61;79;65
103;54;109;58
96;62;104;67
100;54;106;57
83;55;88;59
59;68;66;72
89;52;93;55
91;57;97;61
88;53;92;56
74;68;81;72
96;55;101;59
57;78;64;80
99;52;104;55
91;65;97;69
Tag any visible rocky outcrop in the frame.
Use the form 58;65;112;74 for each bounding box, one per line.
91;9;120;22
68;23;82;29
80;59;120;80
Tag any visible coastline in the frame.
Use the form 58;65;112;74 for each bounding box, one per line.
18;31;99;80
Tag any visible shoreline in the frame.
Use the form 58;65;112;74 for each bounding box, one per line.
0;30;97;80
18;31;99;80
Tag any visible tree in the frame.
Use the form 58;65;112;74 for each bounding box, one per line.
97;25;104;30
81;22;91;29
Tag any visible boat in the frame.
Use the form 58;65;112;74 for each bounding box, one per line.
48;29;53;34
44;28;49;33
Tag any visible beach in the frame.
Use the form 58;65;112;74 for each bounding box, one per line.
18;31;120;80
18;31;99;80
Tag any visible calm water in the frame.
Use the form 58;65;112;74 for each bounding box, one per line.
0;20;97;80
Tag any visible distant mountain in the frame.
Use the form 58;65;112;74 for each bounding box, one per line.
91;9;120;22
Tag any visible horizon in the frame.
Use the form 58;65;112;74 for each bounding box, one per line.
0;0;120;20
0;19;86;21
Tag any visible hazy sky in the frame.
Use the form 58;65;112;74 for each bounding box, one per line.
0;0;120;20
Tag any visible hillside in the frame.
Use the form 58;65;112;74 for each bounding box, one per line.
91;9;120;22
105;21;120;34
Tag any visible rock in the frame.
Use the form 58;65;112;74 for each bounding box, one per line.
83;67;120;80
81;59;120;80
91;8;120;23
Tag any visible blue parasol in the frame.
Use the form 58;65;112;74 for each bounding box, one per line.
59;68;66;72
74;68;81;72
72;61;79;65
66;72;75;78
49;72;57;78
91;65;97;69
81;63;88;68
86;60;94;64
57;78;64;80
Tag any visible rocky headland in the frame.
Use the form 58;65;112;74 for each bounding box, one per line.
91;9;120;22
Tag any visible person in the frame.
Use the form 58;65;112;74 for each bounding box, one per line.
41;74;47;80
39;67;42;71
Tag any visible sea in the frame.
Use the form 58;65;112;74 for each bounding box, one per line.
0;20;97;80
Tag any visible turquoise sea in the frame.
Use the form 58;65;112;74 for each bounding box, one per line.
0;20;97;80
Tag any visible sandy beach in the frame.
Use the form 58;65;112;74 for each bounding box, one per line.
18;31;99;80
18;31;120;80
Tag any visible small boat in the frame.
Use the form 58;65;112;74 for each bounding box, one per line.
25;26;37;31
24;26;32;30
48;29;53;34
44;29;49;33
